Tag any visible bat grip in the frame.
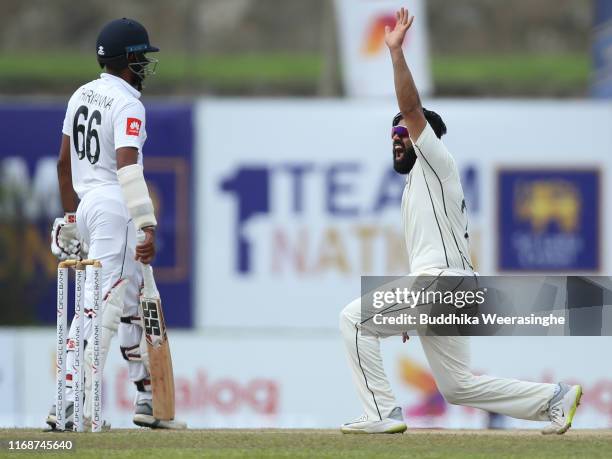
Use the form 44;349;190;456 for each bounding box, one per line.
136;229;146;245
140;262;159;298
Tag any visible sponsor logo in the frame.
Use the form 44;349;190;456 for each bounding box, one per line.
220;163;479;276
116;368;279;415
221;163;408;276
93;326;100;368
57;271;65;316
126;118;141;136
498;169;600;271
142;300;164;347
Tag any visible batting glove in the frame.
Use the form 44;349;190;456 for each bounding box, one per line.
50;213;85;260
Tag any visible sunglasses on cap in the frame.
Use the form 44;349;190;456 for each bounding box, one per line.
391;125;409;139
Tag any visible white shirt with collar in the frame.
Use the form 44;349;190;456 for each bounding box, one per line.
62;73;147;199
401;122;474;274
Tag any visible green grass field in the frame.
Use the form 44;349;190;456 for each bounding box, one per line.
0;53;321;95
432;53;590;96
0;52;590;96
1;429;611;458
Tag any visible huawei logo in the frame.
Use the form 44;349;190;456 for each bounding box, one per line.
126;118;142;136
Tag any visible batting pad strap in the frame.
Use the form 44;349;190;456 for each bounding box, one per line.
135;378;152;392
121;344;142;362
121;315;143;326
117;164;157;230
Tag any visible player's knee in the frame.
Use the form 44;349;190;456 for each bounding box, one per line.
440;388;461;405
438;377;470;405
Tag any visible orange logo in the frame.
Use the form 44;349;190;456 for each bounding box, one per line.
362;14;399;55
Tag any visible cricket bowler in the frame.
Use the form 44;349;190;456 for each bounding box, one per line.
339;7;582;435
47;18;183;429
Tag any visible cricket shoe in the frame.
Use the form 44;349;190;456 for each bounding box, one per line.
133;399;187;430
341;407;407;434
542;383;582;435
45;402;74;431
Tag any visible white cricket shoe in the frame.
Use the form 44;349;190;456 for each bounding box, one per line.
542;383;582;435
133;399;187;430
341;406;407;434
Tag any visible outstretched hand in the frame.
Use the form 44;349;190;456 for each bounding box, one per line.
384;7;415;51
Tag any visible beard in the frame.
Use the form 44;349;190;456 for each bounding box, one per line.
392;140;417;174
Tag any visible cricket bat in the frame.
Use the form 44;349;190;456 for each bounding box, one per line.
140;262;175;421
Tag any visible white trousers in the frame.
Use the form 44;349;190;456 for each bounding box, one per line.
65;185;149;402
339;270;556;422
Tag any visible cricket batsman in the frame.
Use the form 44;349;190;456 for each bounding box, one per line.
47;18;183;429
339;7;582;435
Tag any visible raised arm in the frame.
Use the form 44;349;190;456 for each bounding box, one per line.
385;7;427;141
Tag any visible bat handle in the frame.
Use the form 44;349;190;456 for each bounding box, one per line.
140;262;159;298
136;229;159;296
136;229;146;245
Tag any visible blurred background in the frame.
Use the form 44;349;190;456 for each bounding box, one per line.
0;0;598;97
1;0;611;430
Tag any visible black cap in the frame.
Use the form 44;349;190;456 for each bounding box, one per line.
96;18;159;60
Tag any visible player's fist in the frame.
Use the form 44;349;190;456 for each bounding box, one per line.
136;226;156;264
384;7;414;51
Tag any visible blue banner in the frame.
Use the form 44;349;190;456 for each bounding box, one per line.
0;103;193;327
497;169;600;272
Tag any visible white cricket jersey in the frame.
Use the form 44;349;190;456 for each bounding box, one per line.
401;123;473;274
62;73;146;199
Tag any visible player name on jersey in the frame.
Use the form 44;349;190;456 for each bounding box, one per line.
78;88;114;110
